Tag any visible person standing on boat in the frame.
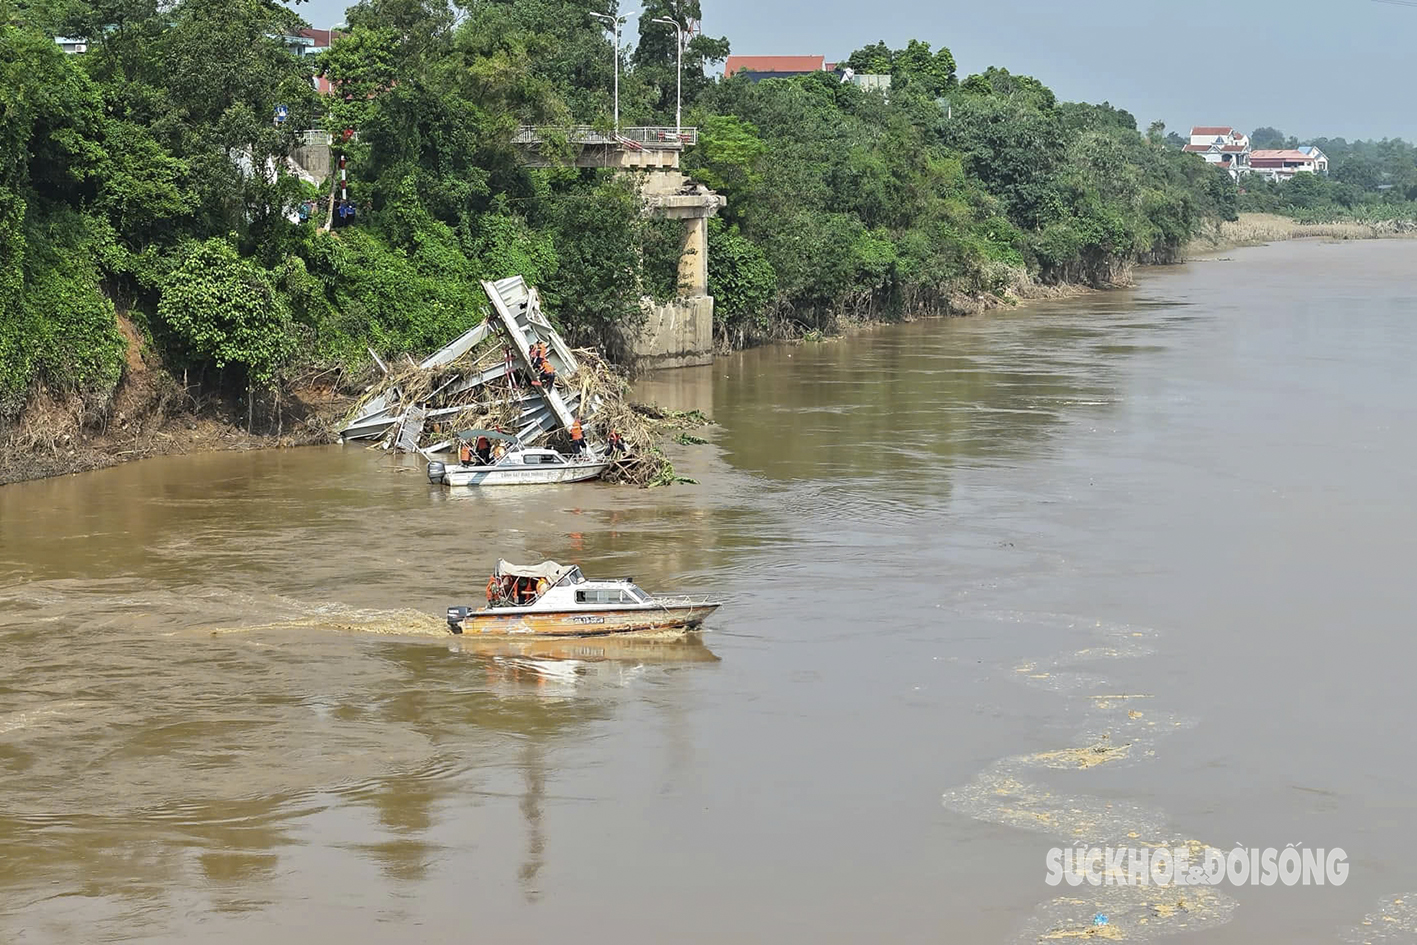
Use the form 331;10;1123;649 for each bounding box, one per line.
569;419;586;456
535;577;549;599
474;435;492;465
458;439;474;466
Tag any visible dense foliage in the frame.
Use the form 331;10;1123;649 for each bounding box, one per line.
689;60;1237;333
1;0;1240;430
1239;127;1417;221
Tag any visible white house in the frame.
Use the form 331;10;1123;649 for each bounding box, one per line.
1297;146;1329;174
1182;126;1252;178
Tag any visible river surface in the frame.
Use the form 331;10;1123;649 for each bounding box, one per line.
3;239;1417;944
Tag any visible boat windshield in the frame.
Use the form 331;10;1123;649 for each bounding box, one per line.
556;567;585;587
626;585;651;602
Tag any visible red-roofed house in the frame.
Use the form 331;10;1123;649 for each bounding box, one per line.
1249;148;1327;180
723;55;828;82
282;26;342;59
1183;126;1251;178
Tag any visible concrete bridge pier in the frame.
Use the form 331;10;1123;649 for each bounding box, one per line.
513;127;730;369
634;170;724;369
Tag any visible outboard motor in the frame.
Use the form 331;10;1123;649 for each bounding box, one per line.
446;606;470;634
427;461;446;484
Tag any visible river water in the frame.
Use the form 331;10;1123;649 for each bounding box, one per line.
3;239;1417;944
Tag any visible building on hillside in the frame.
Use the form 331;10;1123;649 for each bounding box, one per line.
282;27;340;58
54;36;89;54
723;55;830;81
1248;148;1328;180
839;68;892;93
1297;146;1329;174
1182;126;1252;178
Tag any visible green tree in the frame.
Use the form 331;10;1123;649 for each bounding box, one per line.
681;112;765;207
157;237;295;389
632;0;729;123
844;41;892;76
891;39;956;98
707;219;777;341
544;176;652;352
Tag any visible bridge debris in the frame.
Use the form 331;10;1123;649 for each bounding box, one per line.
337;276;704;486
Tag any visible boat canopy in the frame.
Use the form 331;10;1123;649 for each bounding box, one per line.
457;429;518;441
494;559;575;583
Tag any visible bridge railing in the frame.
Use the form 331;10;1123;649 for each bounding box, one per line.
513;125;698;149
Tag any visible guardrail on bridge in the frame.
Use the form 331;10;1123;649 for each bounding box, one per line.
513;125;698;149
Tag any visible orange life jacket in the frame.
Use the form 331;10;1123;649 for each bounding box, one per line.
486;576;498;602
570;421;583;441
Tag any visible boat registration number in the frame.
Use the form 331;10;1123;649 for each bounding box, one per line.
569;615;606;625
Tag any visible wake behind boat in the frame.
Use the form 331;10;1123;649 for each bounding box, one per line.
446;560;721;637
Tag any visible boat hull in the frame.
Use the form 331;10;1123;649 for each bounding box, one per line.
453;604;719;637
440;460;609;487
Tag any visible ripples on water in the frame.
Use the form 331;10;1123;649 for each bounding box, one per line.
6;242;1417;942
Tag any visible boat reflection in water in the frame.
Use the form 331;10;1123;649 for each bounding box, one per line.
450;630;719;696
442;630;717;899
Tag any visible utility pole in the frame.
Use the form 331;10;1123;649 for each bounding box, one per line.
651;15;684;135
589;10;632;134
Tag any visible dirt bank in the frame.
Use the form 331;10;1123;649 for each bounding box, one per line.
0;317;347;486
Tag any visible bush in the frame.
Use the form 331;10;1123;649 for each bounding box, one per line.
158;238;295;389
707;219;777;338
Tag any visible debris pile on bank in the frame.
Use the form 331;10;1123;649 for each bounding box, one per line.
338;276;704;485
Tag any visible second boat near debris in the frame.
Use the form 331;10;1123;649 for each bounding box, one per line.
427;430;610;487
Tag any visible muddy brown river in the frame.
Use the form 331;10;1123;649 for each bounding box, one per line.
3;239;1417;943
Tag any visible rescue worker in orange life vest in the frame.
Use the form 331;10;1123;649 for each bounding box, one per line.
569;419;586;455
475;435;492;464
486;574;499;604
608;429;627;456
539;357;556;392
458;439;473;465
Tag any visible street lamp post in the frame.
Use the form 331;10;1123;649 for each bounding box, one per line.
588;11;626;134
651;16;683;135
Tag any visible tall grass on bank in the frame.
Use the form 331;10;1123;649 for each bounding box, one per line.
1191;213;1417;253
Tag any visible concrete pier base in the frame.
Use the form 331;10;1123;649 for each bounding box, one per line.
631;297;715;370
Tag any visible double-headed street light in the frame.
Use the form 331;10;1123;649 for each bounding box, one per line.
589;10;633;134
651;15;684;135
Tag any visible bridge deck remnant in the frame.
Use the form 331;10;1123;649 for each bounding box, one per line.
514;125;698;169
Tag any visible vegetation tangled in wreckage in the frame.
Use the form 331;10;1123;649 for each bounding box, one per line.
4;0;1247;463
345;331;709;486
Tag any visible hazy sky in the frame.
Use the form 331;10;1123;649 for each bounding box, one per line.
291;0;1417;141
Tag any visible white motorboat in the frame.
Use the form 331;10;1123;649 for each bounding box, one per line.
445;561;721;636
427;431;608;487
